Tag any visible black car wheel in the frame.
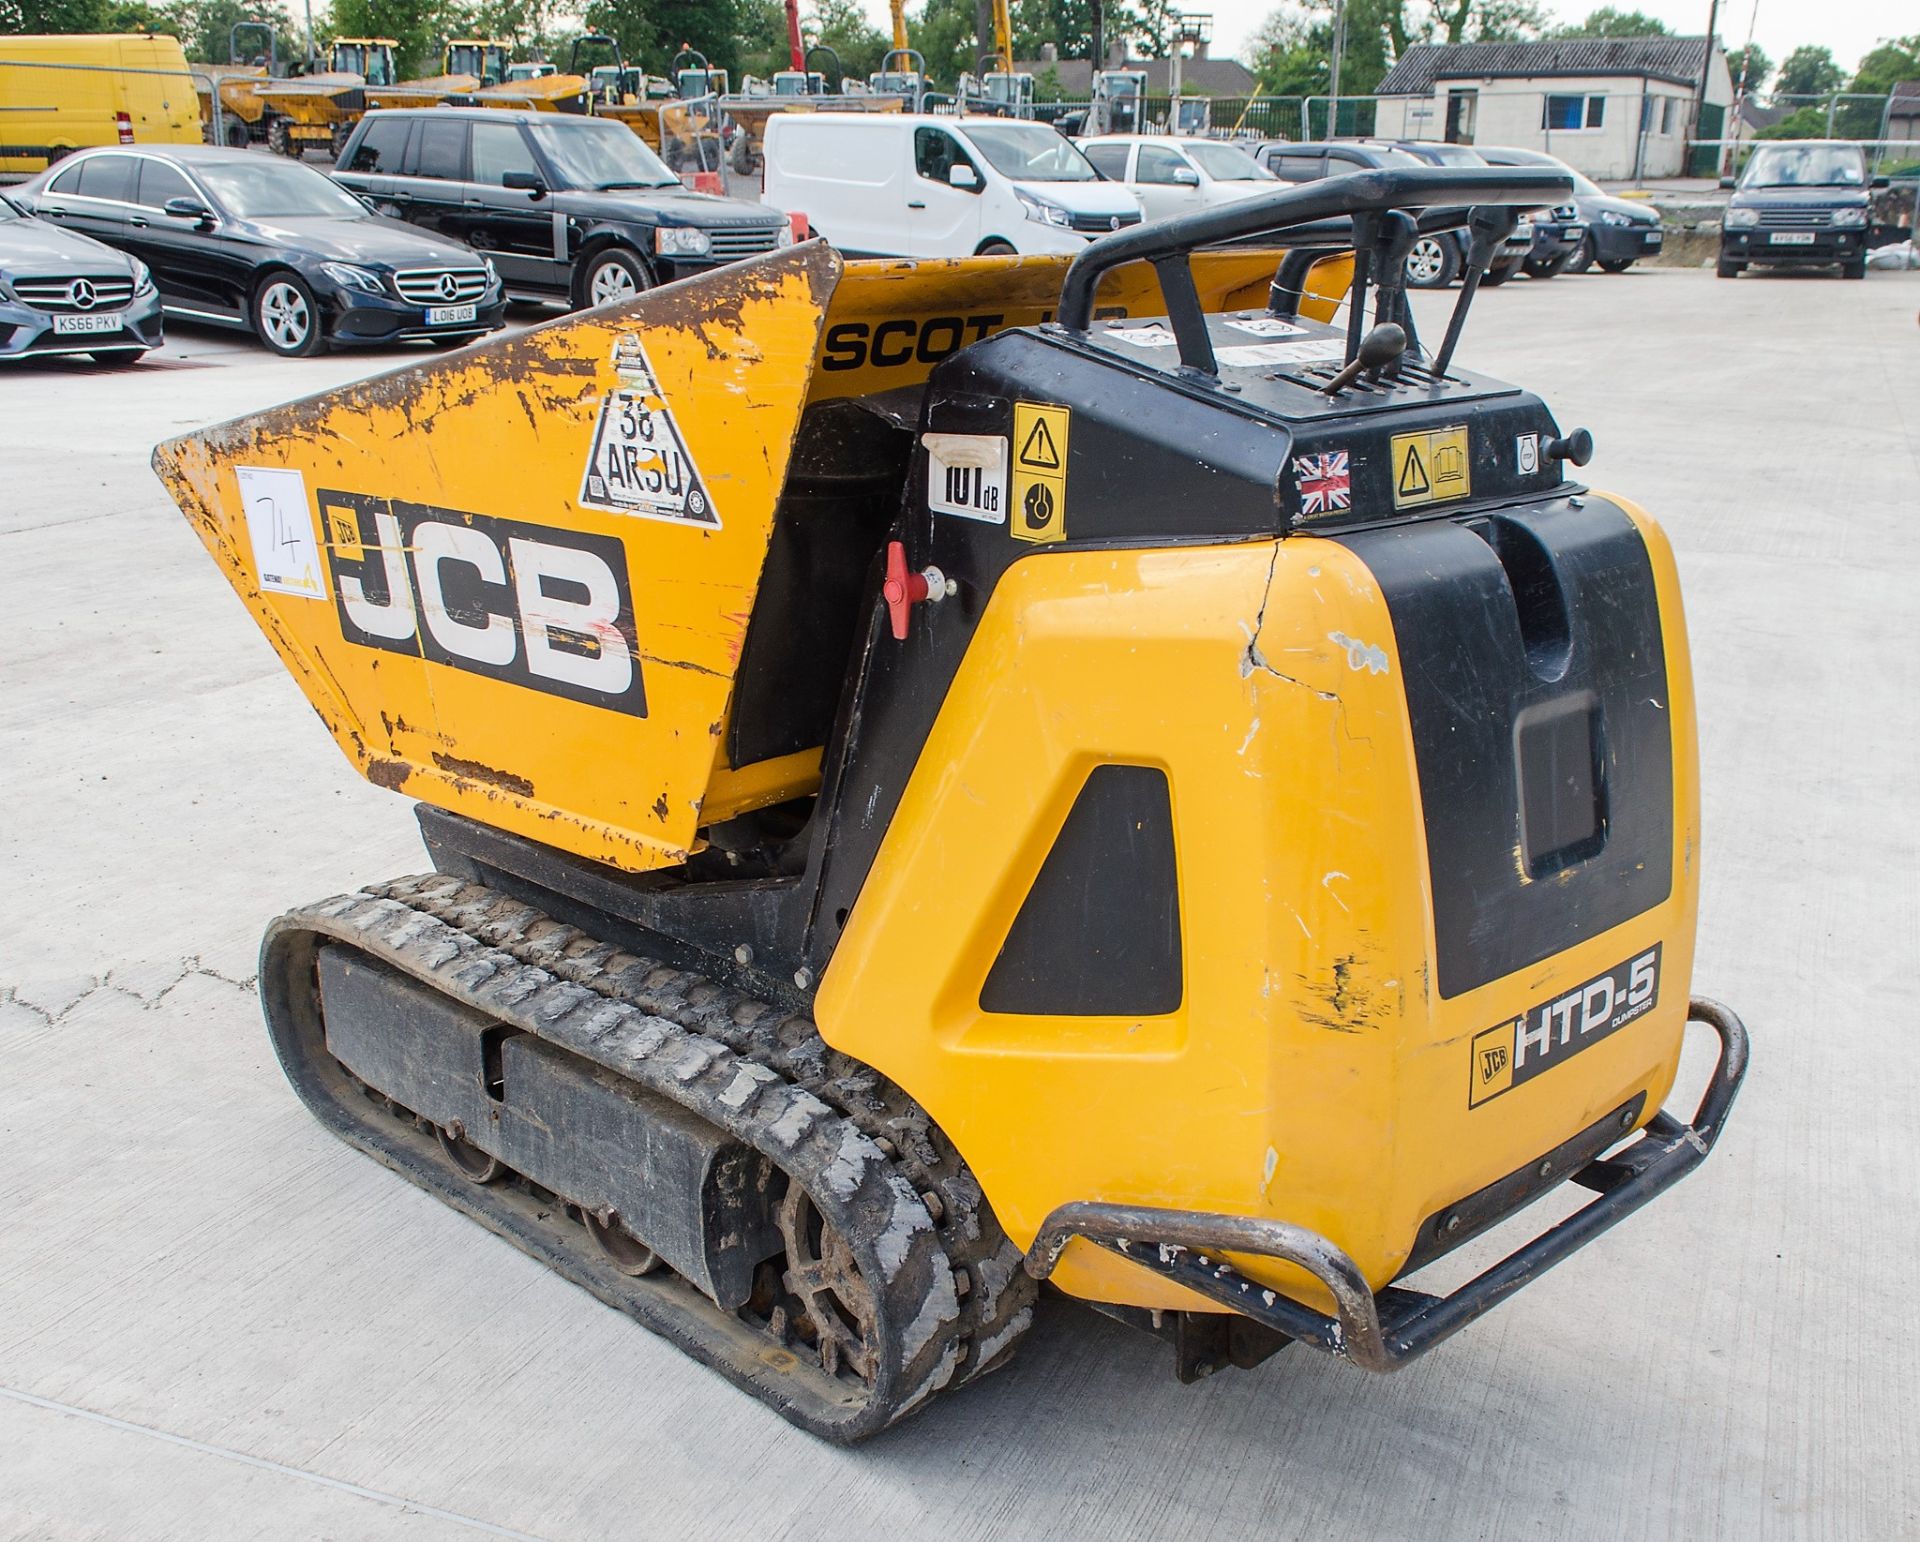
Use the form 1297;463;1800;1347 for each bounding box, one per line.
977;239;1016;256
1522;254;1570;279
224;118;251;149
576;247;650;310
1716;252;1745;279
1842;259;1866;280
253;273;326;356
1598;257;1635;273
1403;235;1459;289
1565;233;1595;273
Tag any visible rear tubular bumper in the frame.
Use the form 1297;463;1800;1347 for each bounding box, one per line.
1024;997;1747;1372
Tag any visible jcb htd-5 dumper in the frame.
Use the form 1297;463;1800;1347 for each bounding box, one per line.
154;167;1748;1441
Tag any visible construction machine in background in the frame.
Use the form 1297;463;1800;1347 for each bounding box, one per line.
253;38;395;159
724;3;904;176
154;168;1748;1441
1088;66;1148;134
962;0;1034;116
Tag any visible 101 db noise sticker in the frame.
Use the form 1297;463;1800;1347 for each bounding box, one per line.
579;335;719;527
924;432;1008;524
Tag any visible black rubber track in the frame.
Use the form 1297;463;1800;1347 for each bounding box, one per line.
260;874;1034;1441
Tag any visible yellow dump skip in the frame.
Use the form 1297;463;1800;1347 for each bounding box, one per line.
155;244;839;875
155;241;1353;877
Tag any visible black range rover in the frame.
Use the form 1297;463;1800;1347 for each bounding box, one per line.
333;108;793;308
1719;140;1886;280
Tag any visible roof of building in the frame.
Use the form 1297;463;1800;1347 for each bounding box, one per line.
1012;55;1257;97
1375;37;1713;96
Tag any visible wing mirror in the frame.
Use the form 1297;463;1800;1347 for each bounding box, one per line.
947;163;979;189
1717;175;1735;189
163;196;215;227
1871;175;1889;190
1171;166;1200;187
502;170;548;197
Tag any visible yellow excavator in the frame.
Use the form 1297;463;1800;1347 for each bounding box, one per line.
253;37;395;159
154;170;1747;1440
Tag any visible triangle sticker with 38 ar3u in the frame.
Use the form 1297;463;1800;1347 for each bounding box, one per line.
579;335;719;528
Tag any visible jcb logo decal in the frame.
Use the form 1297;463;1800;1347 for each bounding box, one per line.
320;491;647;718
1468;945;1661;1108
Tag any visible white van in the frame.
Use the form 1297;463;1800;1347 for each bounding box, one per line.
762;113;1142;258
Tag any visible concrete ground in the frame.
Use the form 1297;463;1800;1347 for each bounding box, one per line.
3;266;1917;1541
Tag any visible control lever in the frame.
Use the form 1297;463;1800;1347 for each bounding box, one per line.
1323;323;1407;397
882;540;951;641
1546;428;1593;466
1433;206;1519;378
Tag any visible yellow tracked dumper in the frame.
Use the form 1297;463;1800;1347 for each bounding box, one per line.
155;169;1747;1440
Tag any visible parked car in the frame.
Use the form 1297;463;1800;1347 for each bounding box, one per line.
14;144;506;356
1478;146;1663;273
0;33;201;178
0;190;164;364
762;112;1140;258
334;107;791;307
1251;140;1531;287
1389;141;1570;280
1077;135;1277;222
1717;140;1884;281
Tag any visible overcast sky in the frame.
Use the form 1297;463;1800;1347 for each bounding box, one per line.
872;0;1910;83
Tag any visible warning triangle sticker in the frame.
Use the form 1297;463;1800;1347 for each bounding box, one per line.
1017;416;1061;470
1397;443;1429;498
578;337;720;527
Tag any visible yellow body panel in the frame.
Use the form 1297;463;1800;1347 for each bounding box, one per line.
816;511;1699;1311
0;34;201;173
154;245;839;876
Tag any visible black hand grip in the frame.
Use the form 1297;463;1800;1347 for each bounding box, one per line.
1056;166;1572;369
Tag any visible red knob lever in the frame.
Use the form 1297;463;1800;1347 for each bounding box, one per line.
883;539;930;641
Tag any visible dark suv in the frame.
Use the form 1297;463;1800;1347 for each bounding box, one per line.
333;108;793;308
1253;140;1531;287
1718;140;1885;280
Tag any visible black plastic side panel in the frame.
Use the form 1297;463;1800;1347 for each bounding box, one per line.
980;765;1182;1017
1339;495;1672;998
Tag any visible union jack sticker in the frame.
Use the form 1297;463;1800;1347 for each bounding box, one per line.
1293;450;1351;518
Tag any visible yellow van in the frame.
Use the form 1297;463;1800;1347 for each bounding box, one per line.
0;34;201;176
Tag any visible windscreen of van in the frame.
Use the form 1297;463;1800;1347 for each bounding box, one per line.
960;123;1095;181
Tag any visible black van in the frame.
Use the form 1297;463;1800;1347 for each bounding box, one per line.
1718;140;1885;280
332;108;792;308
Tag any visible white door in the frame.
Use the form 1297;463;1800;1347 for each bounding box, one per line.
907;125;986;257
1132;143;1202;223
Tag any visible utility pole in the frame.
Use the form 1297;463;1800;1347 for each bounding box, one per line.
1689;0;1719;177
1090;0;1104;74
1328;0;1347;136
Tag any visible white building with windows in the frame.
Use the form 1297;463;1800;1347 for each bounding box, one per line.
1372;38;1733;180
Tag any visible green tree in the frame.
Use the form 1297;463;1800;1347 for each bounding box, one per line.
1837;32;1919;137
0;0;110;30
181;0;302;65
1726;41;1770;94
1549;6;1669;39
1773;43;1842;100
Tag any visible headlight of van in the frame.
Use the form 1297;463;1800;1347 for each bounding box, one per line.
1015;190;1072;228
1724;207;1758;229
1600;209;1631;226
654;226;712;256
129;258;155;294
1831;206;1866;227
321;262;385;294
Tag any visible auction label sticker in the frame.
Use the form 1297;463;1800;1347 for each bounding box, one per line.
580;335;719;527
236;465;325;599
924;432;1008;524
1215;338;1348;369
